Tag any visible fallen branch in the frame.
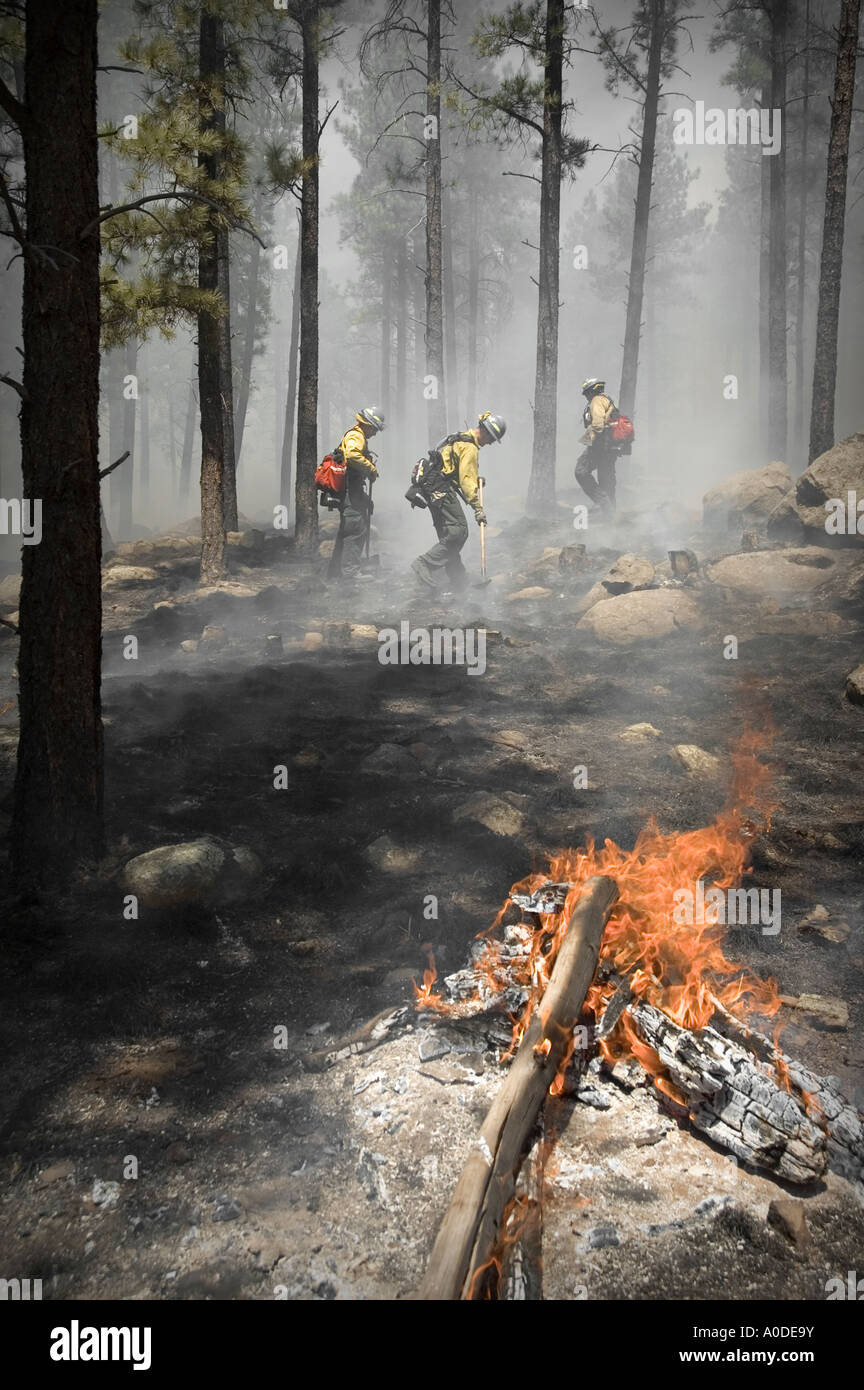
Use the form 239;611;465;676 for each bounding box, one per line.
300;1005;409;1073
417;875;619;1301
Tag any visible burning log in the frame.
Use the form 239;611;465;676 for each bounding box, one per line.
417;875;618;1301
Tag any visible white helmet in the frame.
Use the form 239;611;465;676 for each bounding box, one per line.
358;405;386;431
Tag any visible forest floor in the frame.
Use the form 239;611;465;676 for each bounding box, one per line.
0;491;863;1301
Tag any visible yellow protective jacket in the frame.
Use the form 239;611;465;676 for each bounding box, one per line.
439;431;482;513
339;419;377;476
584;393;616;443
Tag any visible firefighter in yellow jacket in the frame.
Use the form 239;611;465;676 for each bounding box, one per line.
329;405;384;581
411;411;506;592
575;377;618;510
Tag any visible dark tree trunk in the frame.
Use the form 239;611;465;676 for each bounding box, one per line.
395;234;408;441
281;212;301;509
235;226;262;466
467;186;479;407
180;379;196;503
808;0;859;463
295;1;320;552
767;0;788;460
105;344;124;529
140;368;150;498
197;10;236;577
618;0;664;422
425;0;446;439
412;222;425;423
759;115;771;456
793;0;811;466
443;180;460;424
11;0;103;884
527;0;564;514
380;251;392;419
112;335;137;536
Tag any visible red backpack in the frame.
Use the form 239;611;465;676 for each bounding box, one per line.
315;447;346;500
611;413;635;445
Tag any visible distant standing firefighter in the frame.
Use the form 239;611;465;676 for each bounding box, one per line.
574;377;619;511
410;411;507;593
330;405;385;582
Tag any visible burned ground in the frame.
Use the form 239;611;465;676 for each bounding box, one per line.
0;500;862;1300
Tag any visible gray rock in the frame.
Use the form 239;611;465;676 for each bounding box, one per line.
601;553;655;594
845;664;864;707
418;1033;451;1062
704;547;848;602
360;743;419;776
453;792;525;838
767;433;864;544
577;588;703;645
767;1197;810;1250
364;835;423;875
121;837;262;909
585;1224;619;1250
704;461;791;532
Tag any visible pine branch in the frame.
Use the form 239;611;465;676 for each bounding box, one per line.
0;74;25;127
82;192;266;247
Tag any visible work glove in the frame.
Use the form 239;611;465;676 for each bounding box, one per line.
368;464;379;481
475;508;487;527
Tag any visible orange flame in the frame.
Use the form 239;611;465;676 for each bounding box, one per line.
417;731;783;1083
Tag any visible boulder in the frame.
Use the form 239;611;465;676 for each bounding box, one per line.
359;743;418;776
619;723;661;742
101;565;160;588
845;664;864;707
673;744;723;777
364;835;423;875
601;553;655;594
577;588;703;646
122;837;263;909
703;461;791;532
453;792;525;838
558;543;588;574
767;433;864;544
704;547;853;602
506;586;553;602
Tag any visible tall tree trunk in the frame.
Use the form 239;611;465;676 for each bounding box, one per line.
105;344;124;529
617;0;664;421
180;379;196;503
395;234;408;442
527;0;564;514
759;109;771;456
380;251;392;419
425;0;446;439
140;368;150;500
808;0;860;462
12;0;103;884
467;186;479;408
295;2;320;552
198;9;230;580
281;214;301;508
443;180;459;424
793;0;811;468
412;222;425;427
116;335;137;536
235;228;261;466
767;0;788;460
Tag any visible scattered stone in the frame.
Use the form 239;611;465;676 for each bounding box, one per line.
585;1224;619;1250
559;543;588;574
180;639;199;654
121;837;263;909
350;624;378;643
360;743;418;776
102;565;160;588
292;745;321;769
212;1195;242;1223
453;792;525;838
91;1179;120;1208
200;624;227;649
634;1128;666;1148
577;588;703;645
576;1085;613;1111
798;908;850;944
780;992;848;1030
36;1160;75;1187
420;1061;473;1085
672;744;723;777
601;553;655;594
703;461;791;533
418;1034;451;1062
767;1197;810;1250
303;631;324;652
619;722;661;742
165;1141;193;1165
845;664;864;707
364;835;423;875
323;620;351;645
489;729;530;750
506;586;553;601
